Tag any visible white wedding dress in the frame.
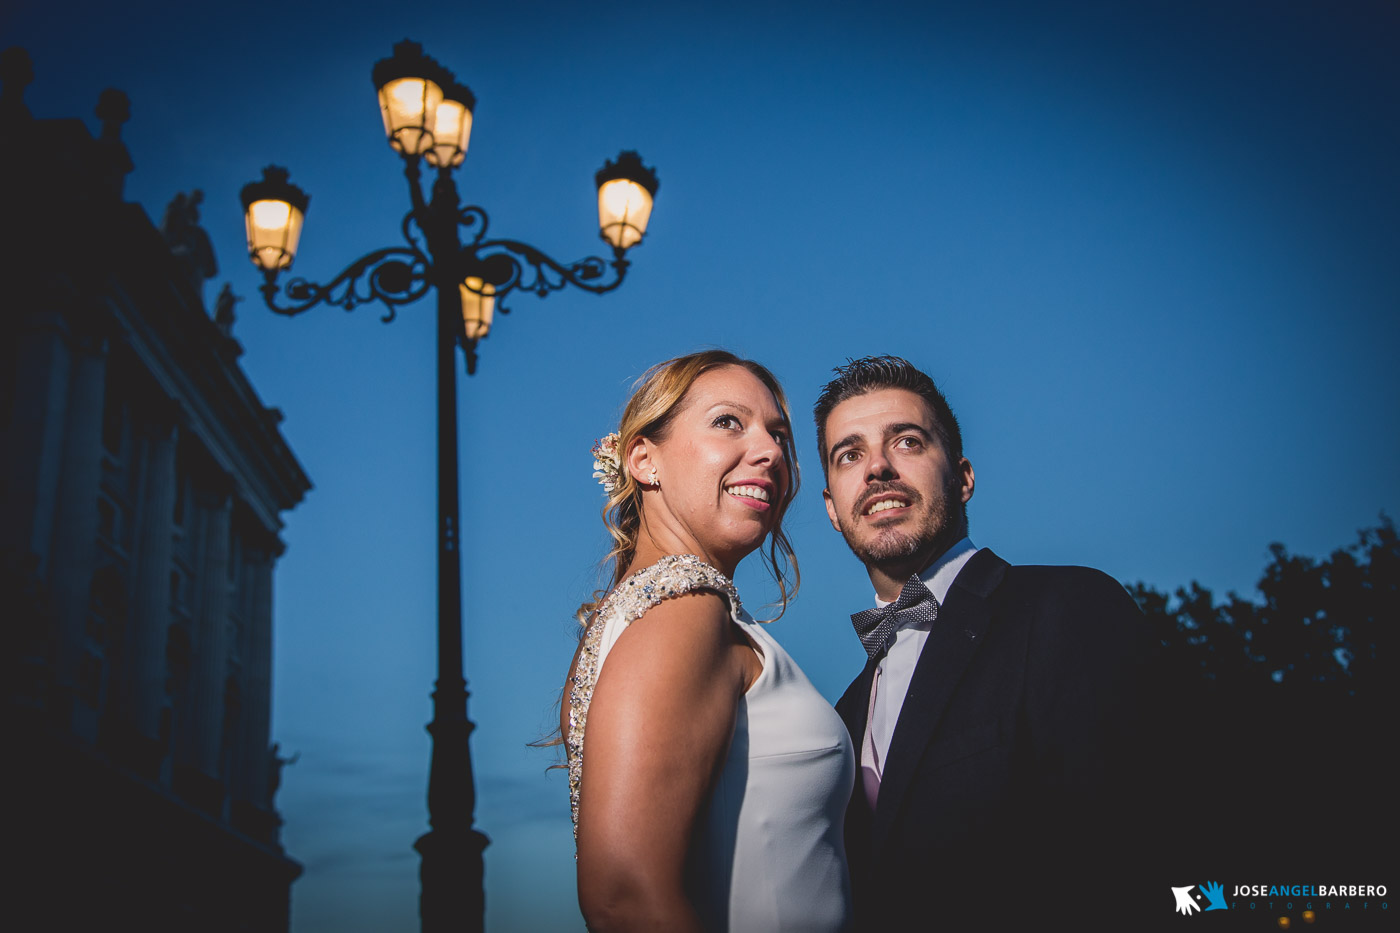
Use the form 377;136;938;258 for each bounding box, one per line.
567;554;854;932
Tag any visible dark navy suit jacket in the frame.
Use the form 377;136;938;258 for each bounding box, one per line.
836;548;1169;929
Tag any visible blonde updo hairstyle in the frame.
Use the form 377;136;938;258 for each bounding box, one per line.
577;350;801;626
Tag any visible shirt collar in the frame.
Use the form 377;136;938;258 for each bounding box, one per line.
874;536;977;608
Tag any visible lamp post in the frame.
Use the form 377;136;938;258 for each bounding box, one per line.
240;39;657;933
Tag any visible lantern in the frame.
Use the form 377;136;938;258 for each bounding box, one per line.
426;78;476;168
459;276;495;340
595;150;659;251
372;40;446;157
240;166;309;271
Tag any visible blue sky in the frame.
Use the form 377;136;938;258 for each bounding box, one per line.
7;1;1398;929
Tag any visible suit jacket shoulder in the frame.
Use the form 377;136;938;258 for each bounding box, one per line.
999;561;1141;619
996;561;1159;704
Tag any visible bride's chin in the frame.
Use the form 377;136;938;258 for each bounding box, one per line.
705;517;778;559
723;539;769;569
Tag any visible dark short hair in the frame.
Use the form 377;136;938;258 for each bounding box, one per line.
813;356;963;479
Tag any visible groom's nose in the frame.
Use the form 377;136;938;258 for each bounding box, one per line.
865;449;896;481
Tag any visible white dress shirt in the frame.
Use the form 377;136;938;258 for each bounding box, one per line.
865;537;978;789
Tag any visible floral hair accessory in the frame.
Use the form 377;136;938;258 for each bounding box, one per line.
591;432;622;493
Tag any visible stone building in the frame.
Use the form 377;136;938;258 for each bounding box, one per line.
1;49;310;930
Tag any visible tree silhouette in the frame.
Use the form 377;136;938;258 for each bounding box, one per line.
1128;515;1394;700
1130;517;1394;877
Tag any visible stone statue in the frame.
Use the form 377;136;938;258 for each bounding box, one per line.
161;189;218;302
213;283;240;337
268;742;299;801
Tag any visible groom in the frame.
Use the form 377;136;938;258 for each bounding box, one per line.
815;357;1166;928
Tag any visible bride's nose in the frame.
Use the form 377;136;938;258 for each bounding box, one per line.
747;431;783;470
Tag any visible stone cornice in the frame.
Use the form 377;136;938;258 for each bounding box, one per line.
98;206;311;532
12;109;310;556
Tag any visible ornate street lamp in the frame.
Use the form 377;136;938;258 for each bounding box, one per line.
427;78;475;169
596;150;659;251
458;277;494;340
239;167;308;272
373;39;446;157
240;39;656;933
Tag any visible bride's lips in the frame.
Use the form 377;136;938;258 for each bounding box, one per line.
725;478;775;511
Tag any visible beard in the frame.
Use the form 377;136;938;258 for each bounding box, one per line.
842;475;966;572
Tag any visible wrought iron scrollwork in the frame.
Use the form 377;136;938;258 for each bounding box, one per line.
466;238;628;314
260;246;430;322
457;206;490;245
256;177;635;334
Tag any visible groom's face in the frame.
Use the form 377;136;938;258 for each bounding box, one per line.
821;388;974;572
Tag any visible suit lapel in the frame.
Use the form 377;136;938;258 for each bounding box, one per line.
835;655;880;873
868;548;1008;856
835;655;879;750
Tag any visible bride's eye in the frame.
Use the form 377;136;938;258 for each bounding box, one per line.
713;414;741;429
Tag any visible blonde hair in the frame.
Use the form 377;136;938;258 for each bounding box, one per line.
577;350;801;627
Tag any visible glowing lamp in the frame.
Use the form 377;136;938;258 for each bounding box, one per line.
426;79;476;168
373;40;446;156
459;276;495;340
595;150;659;251
240;166;309;272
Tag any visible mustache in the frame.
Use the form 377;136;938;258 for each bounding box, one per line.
854;481;921;519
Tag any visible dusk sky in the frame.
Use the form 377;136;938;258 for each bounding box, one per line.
7;0;1397;929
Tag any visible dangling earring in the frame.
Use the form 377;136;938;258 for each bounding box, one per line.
649;468;660;488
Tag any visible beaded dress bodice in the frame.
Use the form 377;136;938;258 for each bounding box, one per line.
566;554;742;837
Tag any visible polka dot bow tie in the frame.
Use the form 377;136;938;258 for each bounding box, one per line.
850;575;940;662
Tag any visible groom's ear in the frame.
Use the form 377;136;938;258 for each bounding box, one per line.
958;457;975;505
822;488;843;533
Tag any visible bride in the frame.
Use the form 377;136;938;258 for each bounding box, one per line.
563;350;854;932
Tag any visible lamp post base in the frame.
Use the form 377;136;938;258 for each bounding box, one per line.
415;826;490;933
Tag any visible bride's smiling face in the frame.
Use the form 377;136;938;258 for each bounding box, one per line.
632;365;792;571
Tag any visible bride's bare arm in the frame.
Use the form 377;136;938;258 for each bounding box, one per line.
575;590;757;933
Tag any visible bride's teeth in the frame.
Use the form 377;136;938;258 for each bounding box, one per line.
728;485;769;502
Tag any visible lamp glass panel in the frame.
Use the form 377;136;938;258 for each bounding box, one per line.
597;179;653;249
459;277;495;339
245;198;304;270
378;77;443;155
426;100;472;167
